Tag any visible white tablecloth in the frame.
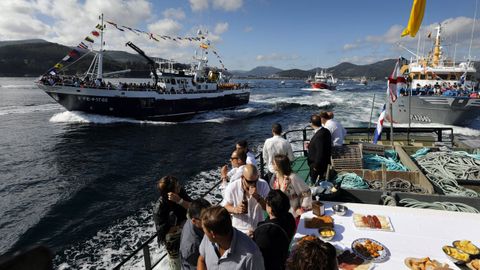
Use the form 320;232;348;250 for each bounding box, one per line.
295;201;480;270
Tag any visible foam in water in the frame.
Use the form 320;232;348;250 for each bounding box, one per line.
53;168;223;269
49;111;174;125
0;104;60;116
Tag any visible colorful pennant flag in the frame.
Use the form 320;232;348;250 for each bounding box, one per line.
91;31;100;37
95;24;104;30
84;36;94;43
77;42;88;50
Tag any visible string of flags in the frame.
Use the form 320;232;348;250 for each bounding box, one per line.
105;20;228;70
46;19;229;75
47;24;102;75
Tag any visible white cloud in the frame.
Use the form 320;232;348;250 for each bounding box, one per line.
163;8;186;20
256;53;299;62
189;0;208;12
148;19;182;36
343;43;359;51
214;22;229;34
212;0;243;11
244;26;253;33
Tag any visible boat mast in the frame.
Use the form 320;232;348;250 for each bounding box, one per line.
97;14;104;80
432;24;441;67
468;0;478;62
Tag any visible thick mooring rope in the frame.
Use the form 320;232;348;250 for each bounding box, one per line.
412;149;480;198
399;198;479;213
363;150;408;171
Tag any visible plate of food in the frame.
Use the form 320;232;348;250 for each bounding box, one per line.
453;240;480;256
404;257;452;270
351;238;389;262
353;214;394;232
467;259;480;270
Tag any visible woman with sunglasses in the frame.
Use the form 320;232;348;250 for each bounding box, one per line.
271;154;312;223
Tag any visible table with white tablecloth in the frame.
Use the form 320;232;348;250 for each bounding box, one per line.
295;201;480;270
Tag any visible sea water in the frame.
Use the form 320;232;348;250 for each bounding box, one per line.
0;77;479;269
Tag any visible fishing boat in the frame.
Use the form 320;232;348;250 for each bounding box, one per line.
390;24;480;126
307;70;337;90
360;76;368;85
36;16;250;121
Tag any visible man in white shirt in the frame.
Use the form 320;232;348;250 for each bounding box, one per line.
220;150;247;197
262;123;294;179
236;140;257;167
321;111;346;147
224;164;270;234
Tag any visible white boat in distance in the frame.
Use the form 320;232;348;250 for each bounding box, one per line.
389;24;480;126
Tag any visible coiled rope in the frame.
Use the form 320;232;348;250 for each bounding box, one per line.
370;178;428;194
334;173;369;189
363;150;408;171
412;149;480;197
399;198;480;213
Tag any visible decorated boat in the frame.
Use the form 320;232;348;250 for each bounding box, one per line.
36;16;250;121
389;24;480;126
308;70;337;90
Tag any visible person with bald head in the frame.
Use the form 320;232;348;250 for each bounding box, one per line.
224;164;270;234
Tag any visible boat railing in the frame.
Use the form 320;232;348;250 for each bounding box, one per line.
112;126;453;269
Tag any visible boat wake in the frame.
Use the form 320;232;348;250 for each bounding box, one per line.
49;111;175;125
54;169;223;270
0;104;60;116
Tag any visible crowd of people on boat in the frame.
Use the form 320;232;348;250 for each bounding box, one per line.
153;111;346;270
400;81;480;98
39;74;249;94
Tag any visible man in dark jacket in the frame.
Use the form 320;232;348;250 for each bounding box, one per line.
307;114;332;183
253;190;296;270
153;176;192;270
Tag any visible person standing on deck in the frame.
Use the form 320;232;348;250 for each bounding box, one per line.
224;164;270;234
220;149;247;198
321;111;346;147
153;176;192;270
197;206;265;270
262;123;294;182
307;114;332;183
236;140;258;167
179;198;211;270
253;190;296;270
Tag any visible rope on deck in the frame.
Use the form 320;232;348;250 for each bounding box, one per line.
399;198;480;213
334;172;369;189
370;178;428;194
363;150;408;171
411;148;480;198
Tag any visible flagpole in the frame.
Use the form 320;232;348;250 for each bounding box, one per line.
368;94;376;142
97;13;104;80
408;87;412;144
389;102;394;146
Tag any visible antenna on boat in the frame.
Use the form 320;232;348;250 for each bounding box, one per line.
468;0;478;62
97;13;104;80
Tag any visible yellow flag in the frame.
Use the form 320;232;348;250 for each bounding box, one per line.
401;0;426;37
199;43;209;49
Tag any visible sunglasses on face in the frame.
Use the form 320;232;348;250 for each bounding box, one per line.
230;157;238;161
242;175;258;184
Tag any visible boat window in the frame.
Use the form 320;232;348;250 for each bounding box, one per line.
171;79;176;85
205;85;208;89
420;74;426;80
437;74;449;80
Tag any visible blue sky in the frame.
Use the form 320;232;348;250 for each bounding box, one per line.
0;0;479;70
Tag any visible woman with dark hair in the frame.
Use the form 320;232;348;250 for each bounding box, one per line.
271;154;312;221
286;235;338;270
153;175;192;270
253;189;296;270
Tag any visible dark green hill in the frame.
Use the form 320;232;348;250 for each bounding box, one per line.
0;41;151;77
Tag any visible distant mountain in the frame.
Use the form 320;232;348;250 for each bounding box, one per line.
0;39;49;47
231;66;283;78
0;40;151;77
276;69;312;78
